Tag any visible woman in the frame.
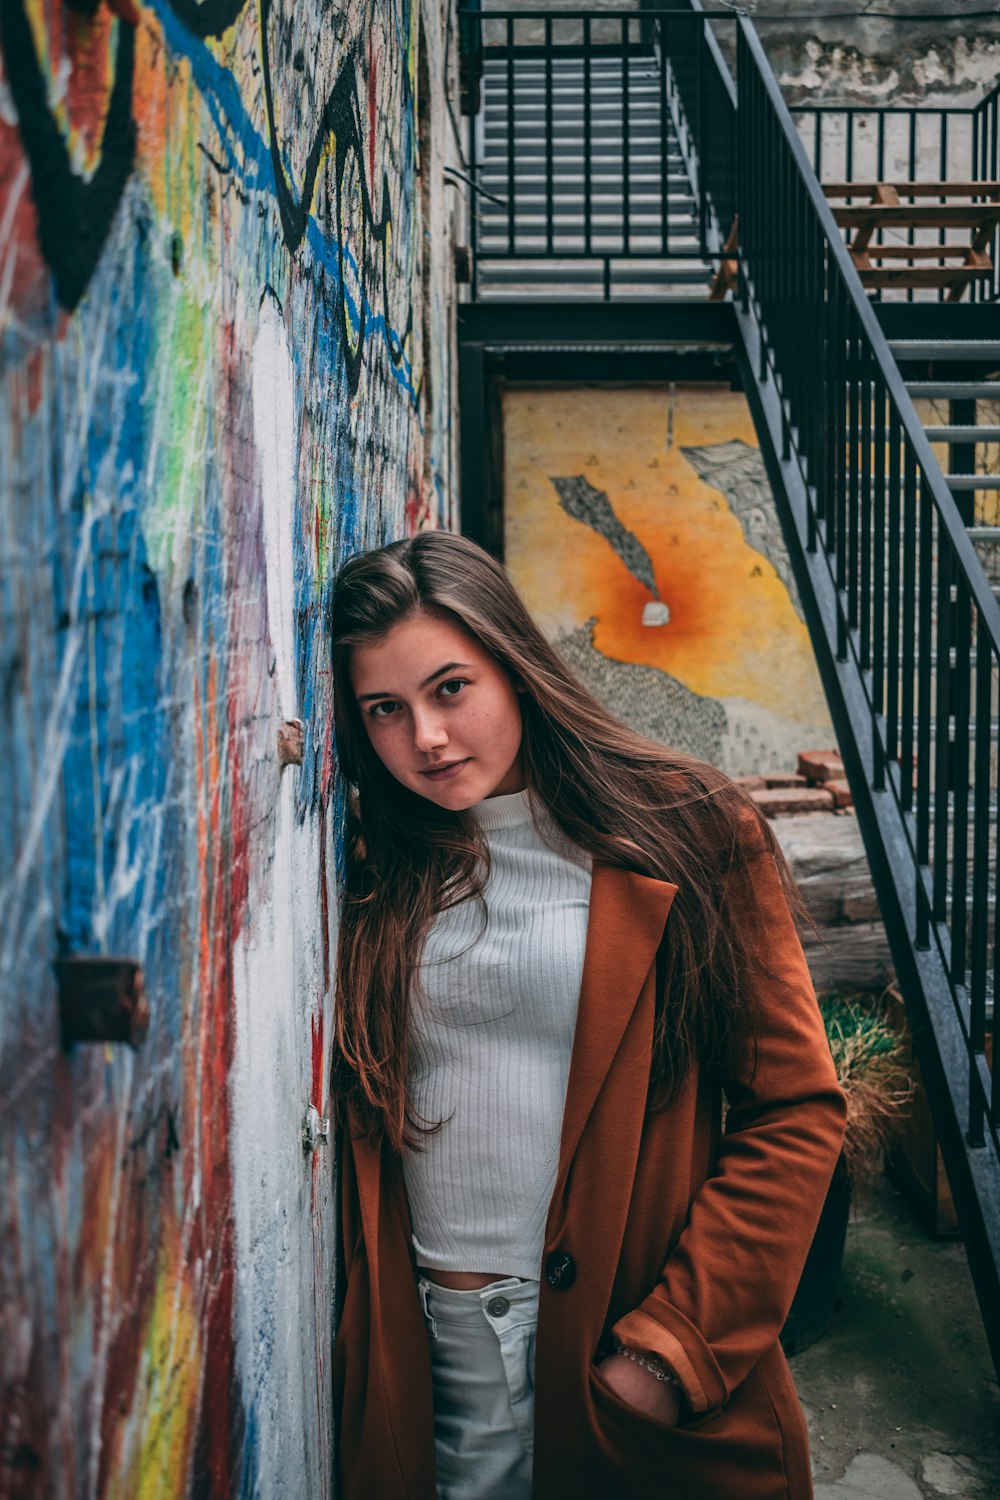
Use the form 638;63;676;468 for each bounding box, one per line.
330;531;846;1500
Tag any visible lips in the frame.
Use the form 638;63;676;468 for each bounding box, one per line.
420;759;471;780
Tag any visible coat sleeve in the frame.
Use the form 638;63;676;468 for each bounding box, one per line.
610;818;848;1414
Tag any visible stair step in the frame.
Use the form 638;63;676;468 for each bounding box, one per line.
482;127;676;142
478;227;700;242
477;264;710;286
480;192;694;207
478;243;703;257
483;120;668;136
945;474;1000;490
966;526;1000;541
890;341;1000;362
924;427;1000;443
484;63;660;76
481;148;681;164
482;93;668;111
483;97;665;114
478;173;692;189
907;381;1000;399
482;146;681;162
479;212;693;229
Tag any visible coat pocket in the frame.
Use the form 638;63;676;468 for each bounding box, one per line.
585;1361;799;1500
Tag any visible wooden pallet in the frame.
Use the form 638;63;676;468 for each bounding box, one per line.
824;182;1000;301
708;216;739;301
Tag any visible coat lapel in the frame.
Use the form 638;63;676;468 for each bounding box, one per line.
554;861;678;1187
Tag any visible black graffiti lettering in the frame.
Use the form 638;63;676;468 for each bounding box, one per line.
122;1101;181;1187
259;1;412;394
163;0;249;39
1;0;415;389
0;0;136;312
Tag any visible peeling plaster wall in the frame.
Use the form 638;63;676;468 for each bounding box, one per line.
0;3;458;1496
482;2;1000;106
747;0;1000;107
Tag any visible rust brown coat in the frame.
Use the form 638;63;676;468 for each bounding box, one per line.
333;836;847;1500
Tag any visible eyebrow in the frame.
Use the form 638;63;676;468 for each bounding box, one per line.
356;662;472;703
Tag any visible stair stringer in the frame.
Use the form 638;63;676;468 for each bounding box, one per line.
734;299;1000;1381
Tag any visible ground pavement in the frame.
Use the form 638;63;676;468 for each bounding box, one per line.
791;1175;1000;1498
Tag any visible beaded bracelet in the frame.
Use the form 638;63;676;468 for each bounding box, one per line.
610;1336;680;1387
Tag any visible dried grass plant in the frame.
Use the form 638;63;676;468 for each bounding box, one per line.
819;993;915;1188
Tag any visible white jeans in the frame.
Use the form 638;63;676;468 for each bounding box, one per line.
416;1275;539;1500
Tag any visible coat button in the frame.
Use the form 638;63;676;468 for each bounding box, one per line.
486;1295;510;1318
545;1250;576;1289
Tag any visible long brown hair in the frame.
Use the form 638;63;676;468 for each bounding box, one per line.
331;531;797;1151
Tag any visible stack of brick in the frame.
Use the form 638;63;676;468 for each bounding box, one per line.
735;750;853;818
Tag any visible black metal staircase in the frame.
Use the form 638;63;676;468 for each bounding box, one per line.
473;40;708;296
458;5;1000;1376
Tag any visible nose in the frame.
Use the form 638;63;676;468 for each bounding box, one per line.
411;705;449;755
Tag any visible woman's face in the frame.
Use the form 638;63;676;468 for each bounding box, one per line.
349;610;525;811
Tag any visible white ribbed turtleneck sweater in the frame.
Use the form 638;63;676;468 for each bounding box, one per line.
402;788;593;1281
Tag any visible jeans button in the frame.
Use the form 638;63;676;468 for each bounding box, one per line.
486;1295;510;1318
545;1250;576;1289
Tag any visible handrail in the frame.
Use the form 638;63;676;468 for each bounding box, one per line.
975;74;1000;115
736;14;1000;1213
674;0;735;105
736;17;1000;1362
738;17;1000;642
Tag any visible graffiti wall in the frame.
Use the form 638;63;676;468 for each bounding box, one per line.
0;2;455;1496
504;384;832;776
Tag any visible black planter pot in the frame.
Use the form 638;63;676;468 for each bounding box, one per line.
780;1153;851;1357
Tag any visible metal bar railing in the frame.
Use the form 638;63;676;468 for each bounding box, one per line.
459;7;739;273
973;79;1000;300
506;16;515;254
737;15;1000;1167
790;97;1000;303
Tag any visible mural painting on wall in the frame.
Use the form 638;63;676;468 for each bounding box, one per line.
0;2;449;1496
504;386;832;777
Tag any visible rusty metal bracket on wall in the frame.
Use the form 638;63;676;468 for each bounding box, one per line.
54;956;150;1049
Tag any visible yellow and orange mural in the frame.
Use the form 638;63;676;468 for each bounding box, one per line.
504;384;832;776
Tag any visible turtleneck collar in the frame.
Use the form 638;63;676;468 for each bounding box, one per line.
470;786;535;833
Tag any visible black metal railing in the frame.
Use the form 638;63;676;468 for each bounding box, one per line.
457;0;1000;1369
735;18;1000;1364
656;4;737;248
974;76;1000;183
458;8;739;298
789;97;1000;302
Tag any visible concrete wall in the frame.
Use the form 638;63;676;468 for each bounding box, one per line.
0;3;458;1496
749;0;1000;107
